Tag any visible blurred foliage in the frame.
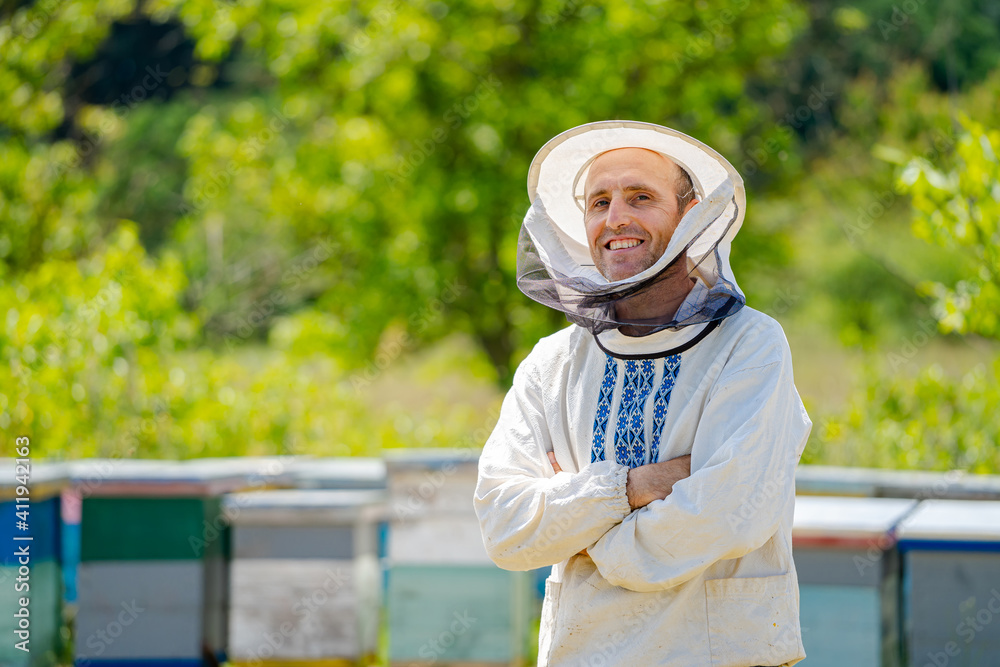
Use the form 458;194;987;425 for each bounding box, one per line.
0;0;998;465
762;0;1000;146
1;0;814;457
6;0;815;380
806;120;1000;472
770;64;1000;348
906;118;1000;338
806;359;1000;472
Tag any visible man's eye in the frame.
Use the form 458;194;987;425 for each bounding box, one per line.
634;194;650;201
593;199;609;208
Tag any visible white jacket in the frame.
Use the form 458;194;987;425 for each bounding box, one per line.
474;306;811;666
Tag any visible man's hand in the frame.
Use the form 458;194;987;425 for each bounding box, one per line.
547;451;563;474
626;455;691;511
546;451;691;511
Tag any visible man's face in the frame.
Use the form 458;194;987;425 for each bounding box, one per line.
583;148;697;282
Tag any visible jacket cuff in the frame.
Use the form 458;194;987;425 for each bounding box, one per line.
587;459;631;520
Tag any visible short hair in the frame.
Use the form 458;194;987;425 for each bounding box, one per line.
673;163;696;210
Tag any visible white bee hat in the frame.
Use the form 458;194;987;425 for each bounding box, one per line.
516;120;747;354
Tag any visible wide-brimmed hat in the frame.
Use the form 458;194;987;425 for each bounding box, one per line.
516;120;747;352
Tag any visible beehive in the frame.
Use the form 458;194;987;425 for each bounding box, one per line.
793;495;917;667
897;500;1000;667
72;459;247;666
0;460;67;667
224;488;385;665
385;449;531;666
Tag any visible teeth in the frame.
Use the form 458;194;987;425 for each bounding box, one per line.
609;239;642;251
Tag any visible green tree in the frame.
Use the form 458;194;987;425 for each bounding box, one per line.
158;0;811;382
5;0;813;382
2;0;816;455
905;118;1000;338
806;119;1000;472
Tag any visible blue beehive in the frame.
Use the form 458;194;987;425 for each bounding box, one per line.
385;449;532;666
0;459;68;667
793;495;917;667
897;499;1000;667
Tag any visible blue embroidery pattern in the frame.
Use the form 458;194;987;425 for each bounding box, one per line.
649;354;682;464
614;359;655;469
591;354;618;463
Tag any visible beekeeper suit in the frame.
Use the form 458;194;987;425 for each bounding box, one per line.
474;121;811;666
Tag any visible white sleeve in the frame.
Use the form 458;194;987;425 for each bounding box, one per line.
474;356;631;571
587;353;811;592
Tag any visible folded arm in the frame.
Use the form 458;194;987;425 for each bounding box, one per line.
548;451;691;511
549;451;691;557
474;361;631;571
587;357;811;592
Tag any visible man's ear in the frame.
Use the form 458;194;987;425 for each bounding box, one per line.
683;198;700;216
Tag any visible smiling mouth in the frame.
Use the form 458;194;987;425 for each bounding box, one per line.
606;239;644;251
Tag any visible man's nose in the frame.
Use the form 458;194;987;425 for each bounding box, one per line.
606;196;630;229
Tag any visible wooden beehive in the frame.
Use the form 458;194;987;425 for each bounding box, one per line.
793;495;917;667
224;488;385;665
290;457;387;491
897;499;1000;667
384;449;531;666
71;459;247;666
0;460;67;667
796;466;1000;500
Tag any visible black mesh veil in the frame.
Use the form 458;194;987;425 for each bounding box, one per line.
516;121;747;338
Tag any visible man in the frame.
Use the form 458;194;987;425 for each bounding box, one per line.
474;121;811;666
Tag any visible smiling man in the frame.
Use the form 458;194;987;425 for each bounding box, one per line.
585;147;698;281
475;121;812;666
584;147;700;338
